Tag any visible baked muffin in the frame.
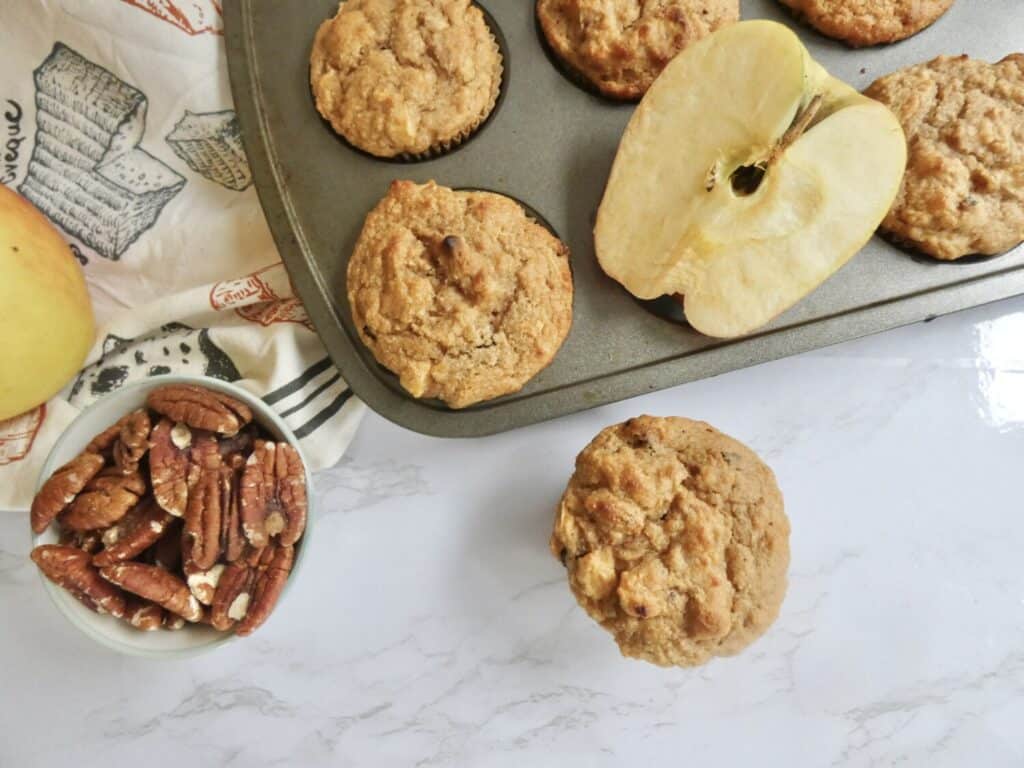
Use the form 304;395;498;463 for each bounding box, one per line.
551;416;789;667
865;54;1024;260
310;0;503;158
347;180;574;408
536;0;739;100
778;0;954;47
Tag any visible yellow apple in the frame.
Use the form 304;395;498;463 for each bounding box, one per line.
0;184;95;420
595;20;908;338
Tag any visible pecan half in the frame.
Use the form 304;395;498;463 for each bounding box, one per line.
99;562;203;622
240;441;307;548
61;469;146;531
209;557;253;632
185;465;223;571
220;463;245;563
32;545;127;617
236;544;294;637
147;384;253;436
93;498;175;568
30;452;105;533
163;613;186;631
124;598;164;631
112;409;151;474
151;519;183;571
149;419;191;517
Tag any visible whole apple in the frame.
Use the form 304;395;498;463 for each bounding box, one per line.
0;184;95;420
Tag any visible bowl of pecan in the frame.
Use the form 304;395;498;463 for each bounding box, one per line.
28;377;311;657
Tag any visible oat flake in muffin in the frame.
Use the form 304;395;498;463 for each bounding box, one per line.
310;0;503;158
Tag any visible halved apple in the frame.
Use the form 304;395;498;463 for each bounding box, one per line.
594;20;907;338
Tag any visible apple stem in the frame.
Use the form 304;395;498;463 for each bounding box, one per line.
725;94;825;197
769;94;823;166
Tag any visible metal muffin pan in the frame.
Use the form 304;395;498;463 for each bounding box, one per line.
225;0;1024;437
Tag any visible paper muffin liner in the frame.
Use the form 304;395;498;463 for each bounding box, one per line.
553;52;640;103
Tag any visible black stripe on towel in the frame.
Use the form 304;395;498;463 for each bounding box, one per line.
279;373;342;418
263;357;333;405
293;389;355;439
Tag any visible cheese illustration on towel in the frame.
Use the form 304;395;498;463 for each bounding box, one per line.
166;110;252;191
18;43;185;261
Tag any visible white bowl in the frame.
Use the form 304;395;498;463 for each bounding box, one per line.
32;375;314;658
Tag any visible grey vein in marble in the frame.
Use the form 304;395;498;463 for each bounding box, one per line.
99;681;296;740
314;458;430;516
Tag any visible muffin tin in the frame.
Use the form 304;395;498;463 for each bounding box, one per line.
225;0;1024;437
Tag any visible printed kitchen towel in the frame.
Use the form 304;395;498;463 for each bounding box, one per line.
0;0;365;511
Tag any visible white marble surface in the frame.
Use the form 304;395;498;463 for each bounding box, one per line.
3;298;1024;767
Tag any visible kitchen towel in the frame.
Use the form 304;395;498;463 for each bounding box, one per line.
0;0;365;511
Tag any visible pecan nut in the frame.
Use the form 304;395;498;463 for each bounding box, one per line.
149;419;192;517
99;562;203;622
209;554;255;632
240;441;308;548
124;598;164;631
93;497;175;568
236;544;294;637
184;465;224;571
112;409;151;474
31;545;127;617
147;384;253;436
30;452;105;533
211;544;294;636
61;469;146;531
221;464;245;563
163;612;186;631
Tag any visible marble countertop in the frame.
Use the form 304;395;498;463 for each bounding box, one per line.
3;298;1024;767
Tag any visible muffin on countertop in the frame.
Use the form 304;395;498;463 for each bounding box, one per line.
347;180;574;408
536;0;739;100
310;0;503;158
551;416;790;667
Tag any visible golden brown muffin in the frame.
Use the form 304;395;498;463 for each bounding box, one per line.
865;54;1024;260
347;180;574;408
551;416;790;667
779;0;953;47
536;0;739;100
310;0;503;158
